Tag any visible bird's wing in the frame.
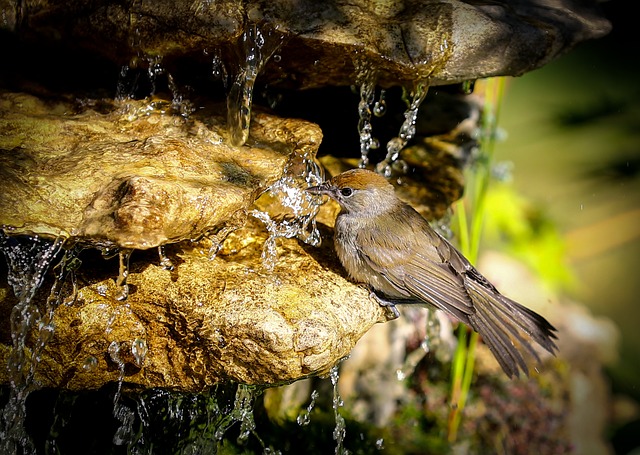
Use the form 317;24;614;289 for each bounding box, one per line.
355;215;476;322
357;214;557;378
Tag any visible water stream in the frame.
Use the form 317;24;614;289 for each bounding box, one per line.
0;231;66;454
227;23;286;146
376;81;430;177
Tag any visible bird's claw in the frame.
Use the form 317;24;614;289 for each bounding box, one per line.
368;289;400;320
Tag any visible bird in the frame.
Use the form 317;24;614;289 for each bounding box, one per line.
307;168;557;378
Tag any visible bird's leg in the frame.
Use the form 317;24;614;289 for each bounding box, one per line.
367;288;401;320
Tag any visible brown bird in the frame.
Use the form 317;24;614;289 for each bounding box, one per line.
307;168;557;378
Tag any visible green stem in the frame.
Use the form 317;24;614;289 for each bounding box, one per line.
446;77;505;443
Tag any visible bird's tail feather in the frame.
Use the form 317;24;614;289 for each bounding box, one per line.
464;278;558;378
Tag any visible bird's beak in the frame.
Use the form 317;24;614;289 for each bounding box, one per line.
306;182;332;196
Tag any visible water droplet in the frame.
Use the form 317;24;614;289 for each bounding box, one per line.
83;356;98;371
97;284;108;297
373;89;387;117
131;338;148;367
461;79;476;95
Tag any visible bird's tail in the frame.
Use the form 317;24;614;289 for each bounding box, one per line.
464;278;558;378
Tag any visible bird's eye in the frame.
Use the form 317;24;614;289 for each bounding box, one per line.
340;187;353;197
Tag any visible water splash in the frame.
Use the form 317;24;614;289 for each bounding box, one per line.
168;73;195;118
296;389;319;426
0;231;65;454
251;147;324;270
330;365;350;455
227;23;286;146
376;81;430;177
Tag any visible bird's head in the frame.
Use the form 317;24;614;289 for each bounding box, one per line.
306;169;397;215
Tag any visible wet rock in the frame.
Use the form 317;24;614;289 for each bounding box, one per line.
0;218;387;391
0;0;610;88
0;92;322;249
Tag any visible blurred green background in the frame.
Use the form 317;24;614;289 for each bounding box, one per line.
491;0;639;445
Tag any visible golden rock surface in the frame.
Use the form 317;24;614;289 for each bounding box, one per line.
0;219;387;391
0;92;322;249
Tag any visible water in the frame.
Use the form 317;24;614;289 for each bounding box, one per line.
108;341;127;407
227;23;286;146
296;389;319;426
158;245;175;270
0;231;65;454
376;81;430;177
251;147;324;270
115;248;133;301
330;365;350;455
356;69;377;168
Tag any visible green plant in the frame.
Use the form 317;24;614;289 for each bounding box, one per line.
447;77;506;442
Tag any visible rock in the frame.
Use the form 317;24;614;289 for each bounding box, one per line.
0;218;388;391
0;92;322;249
0;0;610;88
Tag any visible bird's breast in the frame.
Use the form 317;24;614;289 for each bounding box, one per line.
333;214;408;298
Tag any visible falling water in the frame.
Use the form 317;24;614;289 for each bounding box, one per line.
251;146;324;270
296;389;320;426
227;23;286;146
330;365;350;455
376;81;429;177
115;248;133;301
0;231;65;454
158;245;175;270
356;69;377;168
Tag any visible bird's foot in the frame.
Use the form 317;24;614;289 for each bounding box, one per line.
368;289;400;320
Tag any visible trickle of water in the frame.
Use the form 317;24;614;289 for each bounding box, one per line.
112;403;136;447
212;53;229;88
168;73;195;118
115;64;137;101
0;232;65;455
214;384;258;444
296;389;320;426
108;341;127;407
376;81;429;177
146;54;165;96
227;23;286;146
115;249;133;301
330;365;350;455
356;68;377;168
251;147;324;270
157;245;175;271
